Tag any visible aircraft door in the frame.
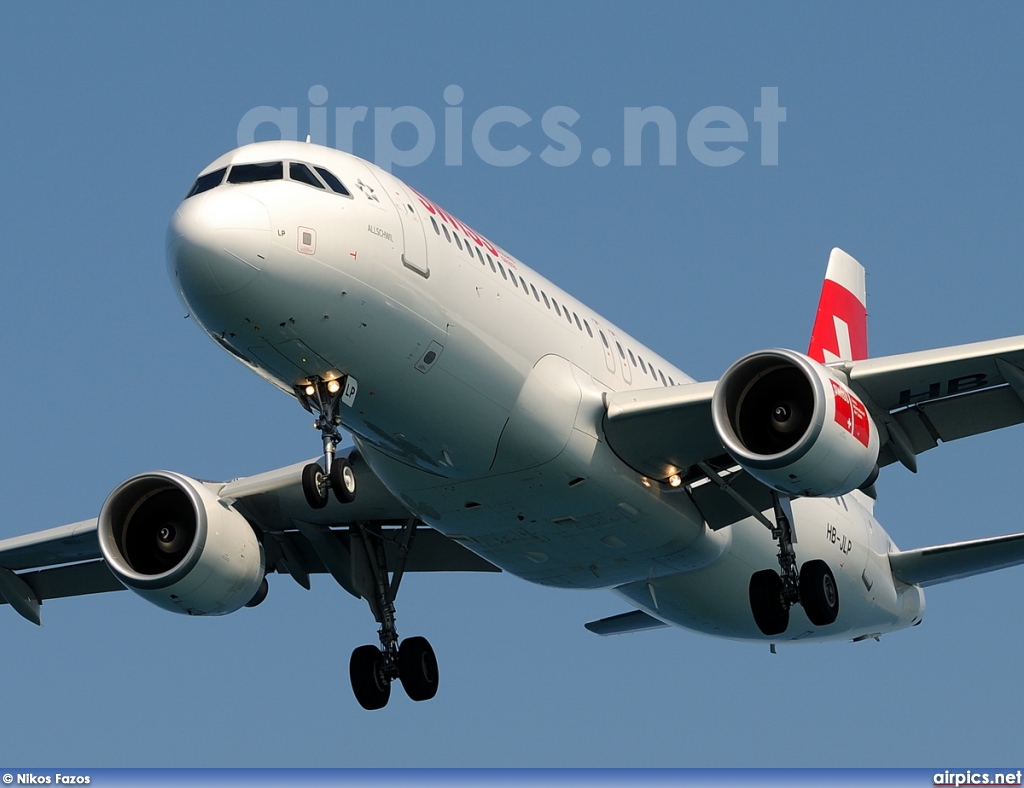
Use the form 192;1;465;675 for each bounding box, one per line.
606;328;632;384
591;318;617;374
377;172;429;277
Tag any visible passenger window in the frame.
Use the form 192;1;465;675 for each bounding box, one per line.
658;370;667;386
228;161;283;183
289;162;325;189
584;319;593;338
497;262;507;280
616;342;625;359
186;167;227;198
476;247;485;265
531;284;540;302
668;375;676;386
431;216;440;235
599;330;609;347
314;167;352;196
628;349;637;367
542;291;550;308
573;313;582;331
552;298;561;317
638;356;647;374
454;234;463;251
443;225;451;242
519;276;529;291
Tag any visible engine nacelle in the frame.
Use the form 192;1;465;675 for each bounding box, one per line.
98;471;265;616
711;348;879;497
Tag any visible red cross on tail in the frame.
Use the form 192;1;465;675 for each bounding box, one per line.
808;248;868;364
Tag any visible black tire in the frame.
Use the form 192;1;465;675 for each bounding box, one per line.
301;462;329;509
350;645;391;710
800;559;840;626
749;569;789;636
398;636;439;702
330;456;357;504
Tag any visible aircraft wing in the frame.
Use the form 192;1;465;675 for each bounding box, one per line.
0;448;498;624
603;336;1024;529
603;381;776;530
889;531;1024;586
841;335;1024;471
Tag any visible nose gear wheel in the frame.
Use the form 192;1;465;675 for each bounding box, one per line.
296;376;358;507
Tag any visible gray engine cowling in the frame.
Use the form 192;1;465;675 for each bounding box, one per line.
711;348;879;497
98;471;265;615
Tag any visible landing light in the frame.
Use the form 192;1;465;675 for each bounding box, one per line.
304;385;316;397
668;474;682;488
327;379;341;394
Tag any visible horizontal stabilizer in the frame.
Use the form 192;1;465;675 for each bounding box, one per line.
889;531;1024;587
584;609;669;636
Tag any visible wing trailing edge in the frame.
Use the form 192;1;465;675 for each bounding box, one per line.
584;609;669;636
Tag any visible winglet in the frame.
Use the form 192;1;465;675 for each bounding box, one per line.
808;248;868;364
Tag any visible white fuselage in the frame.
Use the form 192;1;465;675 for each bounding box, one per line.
167;140;924;643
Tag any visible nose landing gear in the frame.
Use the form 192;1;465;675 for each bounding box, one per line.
296;376;357;509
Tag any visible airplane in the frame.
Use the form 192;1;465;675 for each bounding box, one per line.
3;139;1024;711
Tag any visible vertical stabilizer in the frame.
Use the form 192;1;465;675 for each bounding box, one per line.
808;248;868;364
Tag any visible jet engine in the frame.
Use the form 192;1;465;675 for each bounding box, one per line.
97;471;265;615
711;348;879;497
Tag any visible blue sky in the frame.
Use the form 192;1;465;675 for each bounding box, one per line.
2;1;1024;768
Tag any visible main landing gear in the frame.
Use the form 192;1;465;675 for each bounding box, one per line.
348;520;439;710
297;377;357;509
294;377;437;709
748;492;840;637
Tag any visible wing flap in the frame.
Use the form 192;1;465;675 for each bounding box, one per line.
18;560;125;600
267;527;500;578
584;609;669;636
848;335;1024;412
889;531;1024;587
892;386;1024;453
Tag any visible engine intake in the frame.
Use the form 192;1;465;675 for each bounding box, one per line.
711;349;879;497
98;471;265;615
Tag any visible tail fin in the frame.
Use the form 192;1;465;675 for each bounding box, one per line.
808;247;868;364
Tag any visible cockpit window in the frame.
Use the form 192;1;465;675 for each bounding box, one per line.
289;162;325;189
185;167;226;199
227;161;283;184
314;166;351;196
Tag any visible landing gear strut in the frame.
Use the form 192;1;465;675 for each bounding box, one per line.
348;520;438;710
296;376;357;509
748;492;839;636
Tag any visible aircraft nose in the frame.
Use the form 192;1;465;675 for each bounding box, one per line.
167;189;271;299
